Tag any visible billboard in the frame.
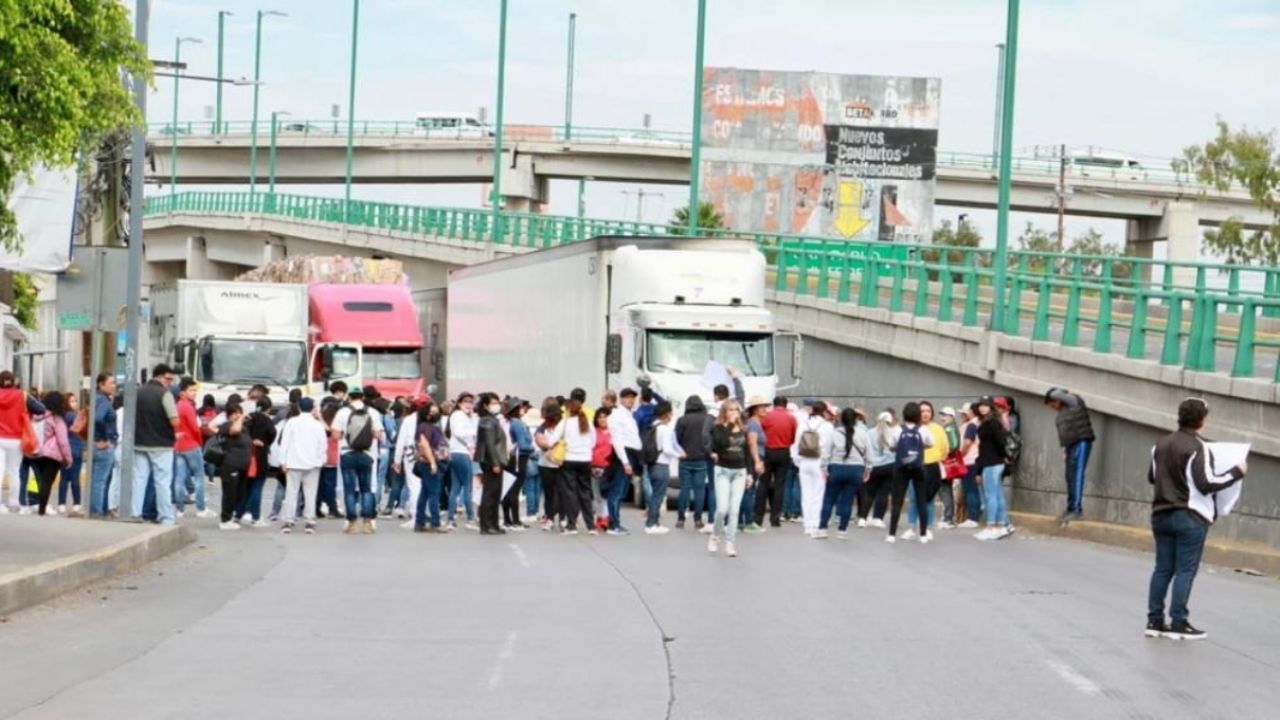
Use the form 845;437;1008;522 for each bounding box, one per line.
700;68;941;243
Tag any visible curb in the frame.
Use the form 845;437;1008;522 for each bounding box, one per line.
0;524;197;618
1011;512;1280;578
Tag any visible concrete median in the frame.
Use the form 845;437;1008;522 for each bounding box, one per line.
0;521;196;618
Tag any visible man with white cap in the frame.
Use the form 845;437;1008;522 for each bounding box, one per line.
937;406;961;528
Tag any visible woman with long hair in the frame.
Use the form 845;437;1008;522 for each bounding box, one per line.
974;397;1014;540
888;402;934;544
903;400;950;541
548;390;596;534
57;391;87;515
412;402;449;533
589;406;615;533
534;403;564;530
0;371;46;512
793;400;834;537
819;407;869;539
708;399;750;556
30;391;72;516
857;410;897;528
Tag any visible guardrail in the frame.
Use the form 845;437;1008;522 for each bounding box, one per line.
145;190;1280;382
148;120;1194;184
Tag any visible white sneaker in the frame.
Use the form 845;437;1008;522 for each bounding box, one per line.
0;505;9;514
725;541;737;557
958;520;980;529
644;525;670;535
18;506;31;515
836;530;849;540
219;521;240;531
813;529;829;539
196;509;217;519
698;524;713;534
938;521;955;530
856;518;867;529
975;527;997;541
999;526;1017;539
464;521;479;531
57;504;67;515
252;519;271;528
901;529;917;541
869;518;886;529
919;532;932;545
400;519;415;530
240;513;253;524
707;536;719;553
395;508;406;519
884;534;897;544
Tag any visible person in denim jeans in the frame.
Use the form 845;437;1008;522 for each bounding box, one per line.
131;365;179;524
674;395;712;530
643;402;679;534
88;374;119;517
445;393;478;529
973;398;1013;541
819;408;869;539
333;387;384;534
172;378;213;518
708;400;749;556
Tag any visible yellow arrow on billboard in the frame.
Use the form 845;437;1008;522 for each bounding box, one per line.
834;180;871;238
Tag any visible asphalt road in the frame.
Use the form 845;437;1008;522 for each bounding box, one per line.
2;512;1277;720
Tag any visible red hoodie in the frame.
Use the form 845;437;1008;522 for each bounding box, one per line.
591;428;614;468
0;388;29;440
175;397;202;452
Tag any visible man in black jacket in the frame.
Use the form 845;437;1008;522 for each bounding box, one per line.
1145;398;1246;641
1044;387;1096;524
474;392;509;535
674;396;713;530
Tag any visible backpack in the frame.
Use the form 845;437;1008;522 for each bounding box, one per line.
1004;430;1023;466
641;425;661;466
895;425;925;468
345;408;375;452
797;419;822;459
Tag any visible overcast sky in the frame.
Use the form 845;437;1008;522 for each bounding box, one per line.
145;0;1280;250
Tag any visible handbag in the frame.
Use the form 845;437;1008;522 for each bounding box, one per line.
941;450;967;480
70;410;88;440
267;421;286;468
547;438;567;466
203;434;227;467
20;403;39;456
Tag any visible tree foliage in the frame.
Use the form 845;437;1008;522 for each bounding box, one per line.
0;0;148;251
12;273;38;330
1174;120;1279;266
1016;223;1131;280
924;218;983;265
669;202;726;236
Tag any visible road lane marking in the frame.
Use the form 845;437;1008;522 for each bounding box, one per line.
1045;659;1101;696
487;631;518;691
509;543;530;568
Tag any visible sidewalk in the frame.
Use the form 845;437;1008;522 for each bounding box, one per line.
0;516;195;617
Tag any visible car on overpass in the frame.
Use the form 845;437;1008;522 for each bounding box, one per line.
413;112;493;139
1068;149;1147;182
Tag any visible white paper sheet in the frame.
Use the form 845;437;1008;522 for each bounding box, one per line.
1206;442;1248;517
701;360;732;391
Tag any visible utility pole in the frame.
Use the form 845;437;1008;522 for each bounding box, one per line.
1056;143;1067;252
121;0;150;519
990;0;1020;334
992;43;1005;171
490;0;509;242
687;0;708;235
563;13;576;141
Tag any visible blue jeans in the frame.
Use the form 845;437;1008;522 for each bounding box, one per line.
1065;440;1092;514
341;452;376;520
413;461;443;528
58;454;84;506
646;463;671;527
238;476;265;520
377;448;391;497
981;464;1008;526
703;458;717;519
907;480;935;528
739;474;757;527
607;460;632;529
783;465;802;516
524;460;542;517
89;445;116;516
132;448;175;524
448;452;475;521
820;464;864;531
962;465;983;522
172;448;206;511
386;465;406;512
677;460;708;522
318;466;338;515
1148;509;1208;625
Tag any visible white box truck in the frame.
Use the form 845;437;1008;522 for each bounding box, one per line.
148;280;310;407
445;237;800;410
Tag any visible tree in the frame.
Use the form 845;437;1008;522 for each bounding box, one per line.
1065;228;1133;281
12;273;38;330
1174;120;1279;266
669;202;726;236
1016;222;1057;273
924;218;983;268
0;1;148;251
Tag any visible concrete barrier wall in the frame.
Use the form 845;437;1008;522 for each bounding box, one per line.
770;293;1280;550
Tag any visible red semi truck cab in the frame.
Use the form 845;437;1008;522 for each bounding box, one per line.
309;283;426;400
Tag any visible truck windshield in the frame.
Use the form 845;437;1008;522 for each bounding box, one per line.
646;331;774;377
200;339;307;386
364;348;422;380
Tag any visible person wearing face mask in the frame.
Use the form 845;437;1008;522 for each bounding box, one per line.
445;393;479;530
474;393;509;535
413;403;450;533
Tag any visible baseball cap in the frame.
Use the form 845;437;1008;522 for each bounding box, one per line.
940;406;956;417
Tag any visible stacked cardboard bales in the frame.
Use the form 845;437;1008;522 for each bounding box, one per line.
238;256;406;285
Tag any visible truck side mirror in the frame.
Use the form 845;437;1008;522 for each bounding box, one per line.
320;346;335;379
606;333;623;374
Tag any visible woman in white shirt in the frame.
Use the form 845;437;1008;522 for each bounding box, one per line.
792;400;835;537
278;398;330;534
818;407;870;539
644;401;681;535
546;390;596;534
445;393;478;529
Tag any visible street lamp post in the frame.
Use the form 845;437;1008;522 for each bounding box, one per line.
490;0;509;243
991;42;1005;170
249;9;287;198
563;12;576;141
215;10;233;134
268;110;291;197
687;0;708;235
991;0;1020;334
343;0;360;223
170;36;202;200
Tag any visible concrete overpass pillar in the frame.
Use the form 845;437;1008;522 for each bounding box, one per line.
1125;201;1201;288
498;151;547;214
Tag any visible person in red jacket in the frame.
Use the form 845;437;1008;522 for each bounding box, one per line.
590;407;615;534
0;371;46;513
173;379;215;518
753;396;797;529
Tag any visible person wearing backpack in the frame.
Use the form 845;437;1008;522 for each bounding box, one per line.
642;401;681;534
818;407;869;539
974;396;1013;540
791;400;834;537
332;387;385;534
903;401;950;541
887;402;934;544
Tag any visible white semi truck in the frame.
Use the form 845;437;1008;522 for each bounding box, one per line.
445;237;800;409
148;280;309;407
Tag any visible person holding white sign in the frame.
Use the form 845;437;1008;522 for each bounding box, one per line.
1145;398;1246;641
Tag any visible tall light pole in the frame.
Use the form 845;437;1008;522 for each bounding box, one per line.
249;8;287;197
215;10;233;134
687;0;708;235
991;42;1005;170
268;110;291;196
343;0;360;222
991;0;1020;334
170;36;202;200
563;12;576;141
490;0;509;243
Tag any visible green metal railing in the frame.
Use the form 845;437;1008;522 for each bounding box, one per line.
145;190;1280;383
149;119;1198;184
